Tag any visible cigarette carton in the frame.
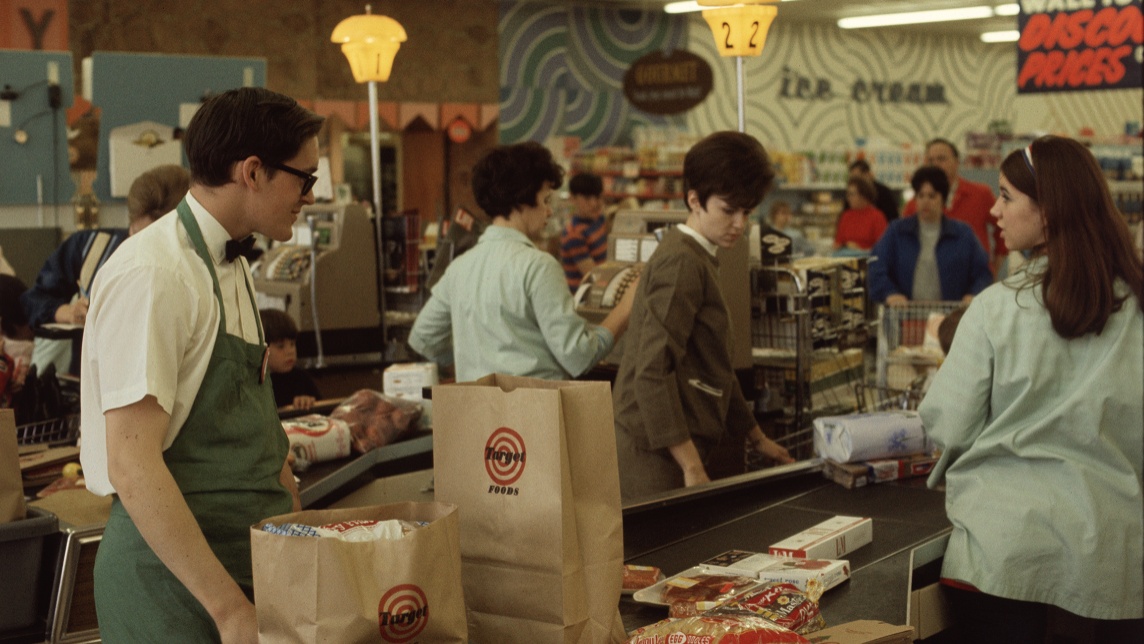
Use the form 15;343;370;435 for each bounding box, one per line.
769;515;872;559
865;453;939;483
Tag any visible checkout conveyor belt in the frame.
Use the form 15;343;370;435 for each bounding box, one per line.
620;464;951;632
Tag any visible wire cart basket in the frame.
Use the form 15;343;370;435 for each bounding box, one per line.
875;300;964;389
750;257;873;460
16;414;80;448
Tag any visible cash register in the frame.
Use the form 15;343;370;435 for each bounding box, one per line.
253;203;382;360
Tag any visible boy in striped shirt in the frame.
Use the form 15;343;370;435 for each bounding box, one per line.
560;173;608;291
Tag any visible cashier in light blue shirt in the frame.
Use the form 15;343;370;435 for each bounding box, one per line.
409;142;636;382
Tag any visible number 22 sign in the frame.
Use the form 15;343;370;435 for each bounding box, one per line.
701;4;778;58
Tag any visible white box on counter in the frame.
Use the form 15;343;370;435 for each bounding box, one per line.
769;515;872;559
382;362;438;400
700;549;850;594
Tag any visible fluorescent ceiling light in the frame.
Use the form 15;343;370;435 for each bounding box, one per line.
839;5;1008;29
993;4;1020;16
664;1;798;14
981;30;1020;43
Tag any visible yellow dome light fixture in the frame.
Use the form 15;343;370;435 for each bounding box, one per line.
696;0;780;132
699;0;779;58
331;5;407;350
331;6;407;83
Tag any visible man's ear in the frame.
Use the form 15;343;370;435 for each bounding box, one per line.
235;156;262;189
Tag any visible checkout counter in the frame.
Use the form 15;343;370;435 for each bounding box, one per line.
253;203;382;361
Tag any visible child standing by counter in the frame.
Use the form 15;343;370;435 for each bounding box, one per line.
259;308;321;410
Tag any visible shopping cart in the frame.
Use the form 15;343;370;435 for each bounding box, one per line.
16;414;80;448
875;300;963;389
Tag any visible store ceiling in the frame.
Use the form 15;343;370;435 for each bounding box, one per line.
569;0;1020;38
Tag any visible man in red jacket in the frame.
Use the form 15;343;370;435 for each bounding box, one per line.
904;138;1006;274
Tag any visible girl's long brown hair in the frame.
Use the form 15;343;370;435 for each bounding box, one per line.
1000;135;1144;338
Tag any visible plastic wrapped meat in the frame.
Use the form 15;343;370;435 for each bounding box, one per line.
329;389;422;453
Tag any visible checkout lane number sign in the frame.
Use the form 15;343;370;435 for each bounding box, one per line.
378;584;429;642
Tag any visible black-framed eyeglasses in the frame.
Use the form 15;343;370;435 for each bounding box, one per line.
265;161;318;197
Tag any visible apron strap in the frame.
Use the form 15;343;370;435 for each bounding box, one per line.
177;199;267;345
177;199;229;335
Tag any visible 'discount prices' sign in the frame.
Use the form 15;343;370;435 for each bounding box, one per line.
1017;0;1143;93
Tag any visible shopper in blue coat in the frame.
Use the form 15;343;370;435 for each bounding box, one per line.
868;166;992;305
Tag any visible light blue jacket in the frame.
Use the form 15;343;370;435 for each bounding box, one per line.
409;225;613;382
921;260;1143;619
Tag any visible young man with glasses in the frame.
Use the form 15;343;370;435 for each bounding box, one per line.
80;87;324;643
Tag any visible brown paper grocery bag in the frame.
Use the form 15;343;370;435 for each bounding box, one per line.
251;501;466;644
0;410;27;523
433;374;627;643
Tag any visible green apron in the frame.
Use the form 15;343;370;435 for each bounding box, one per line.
93;200;292;641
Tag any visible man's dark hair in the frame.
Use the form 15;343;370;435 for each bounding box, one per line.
569;173;603;198
926;137;960;159
848;159;871;173
471;142;564;218
183;87;325;187
260;308;299;344
911;165;951;203
684;131;775;211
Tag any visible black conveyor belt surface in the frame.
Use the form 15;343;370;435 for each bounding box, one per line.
621;469;950;633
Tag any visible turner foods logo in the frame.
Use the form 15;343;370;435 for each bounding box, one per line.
377;584;428;642
484;426;525;495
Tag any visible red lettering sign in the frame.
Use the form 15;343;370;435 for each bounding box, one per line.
1017;4;1143;93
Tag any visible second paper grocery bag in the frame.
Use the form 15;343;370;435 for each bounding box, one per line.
433;374;626;643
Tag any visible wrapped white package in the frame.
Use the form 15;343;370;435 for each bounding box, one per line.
281;414;352;471
812;411;930;463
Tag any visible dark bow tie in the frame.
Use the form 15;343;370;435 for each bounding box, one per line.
224;235;258;263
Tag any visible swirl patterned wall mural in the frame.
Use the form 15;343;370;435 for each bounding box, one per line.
498;0;688;145
499;4;1141;149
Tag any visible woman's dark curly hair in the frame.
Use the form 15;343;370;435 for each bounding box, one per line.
471;142;564;218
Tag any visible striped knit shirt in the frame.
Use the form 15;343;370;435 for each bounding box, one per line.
560;215;608;290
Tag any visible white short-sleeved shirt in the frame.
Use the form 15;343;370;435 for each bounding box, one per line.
80;193;264;495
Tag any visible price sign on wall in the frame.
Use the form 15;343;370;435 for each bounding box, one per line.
700;4;777;58
1017;1;1143;93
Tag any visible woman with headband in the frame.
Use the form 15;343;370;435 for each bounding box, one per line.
920;135;1144;641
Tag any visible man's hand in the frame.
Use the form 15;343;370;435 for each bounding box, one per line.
885;294;909;307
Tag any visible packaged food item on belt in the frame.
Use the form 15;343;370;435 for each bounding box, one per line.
281;414;352;471
700;550;849;597
812;411;930;463
261;518;426;541
715;582;826;634
626;613;810;644
330;389;423;453
661;573;761;618
623;564;664;593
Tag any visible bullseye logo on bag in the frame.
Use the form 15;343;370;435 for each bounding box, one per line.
377;584;428;642
484;426;526;495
